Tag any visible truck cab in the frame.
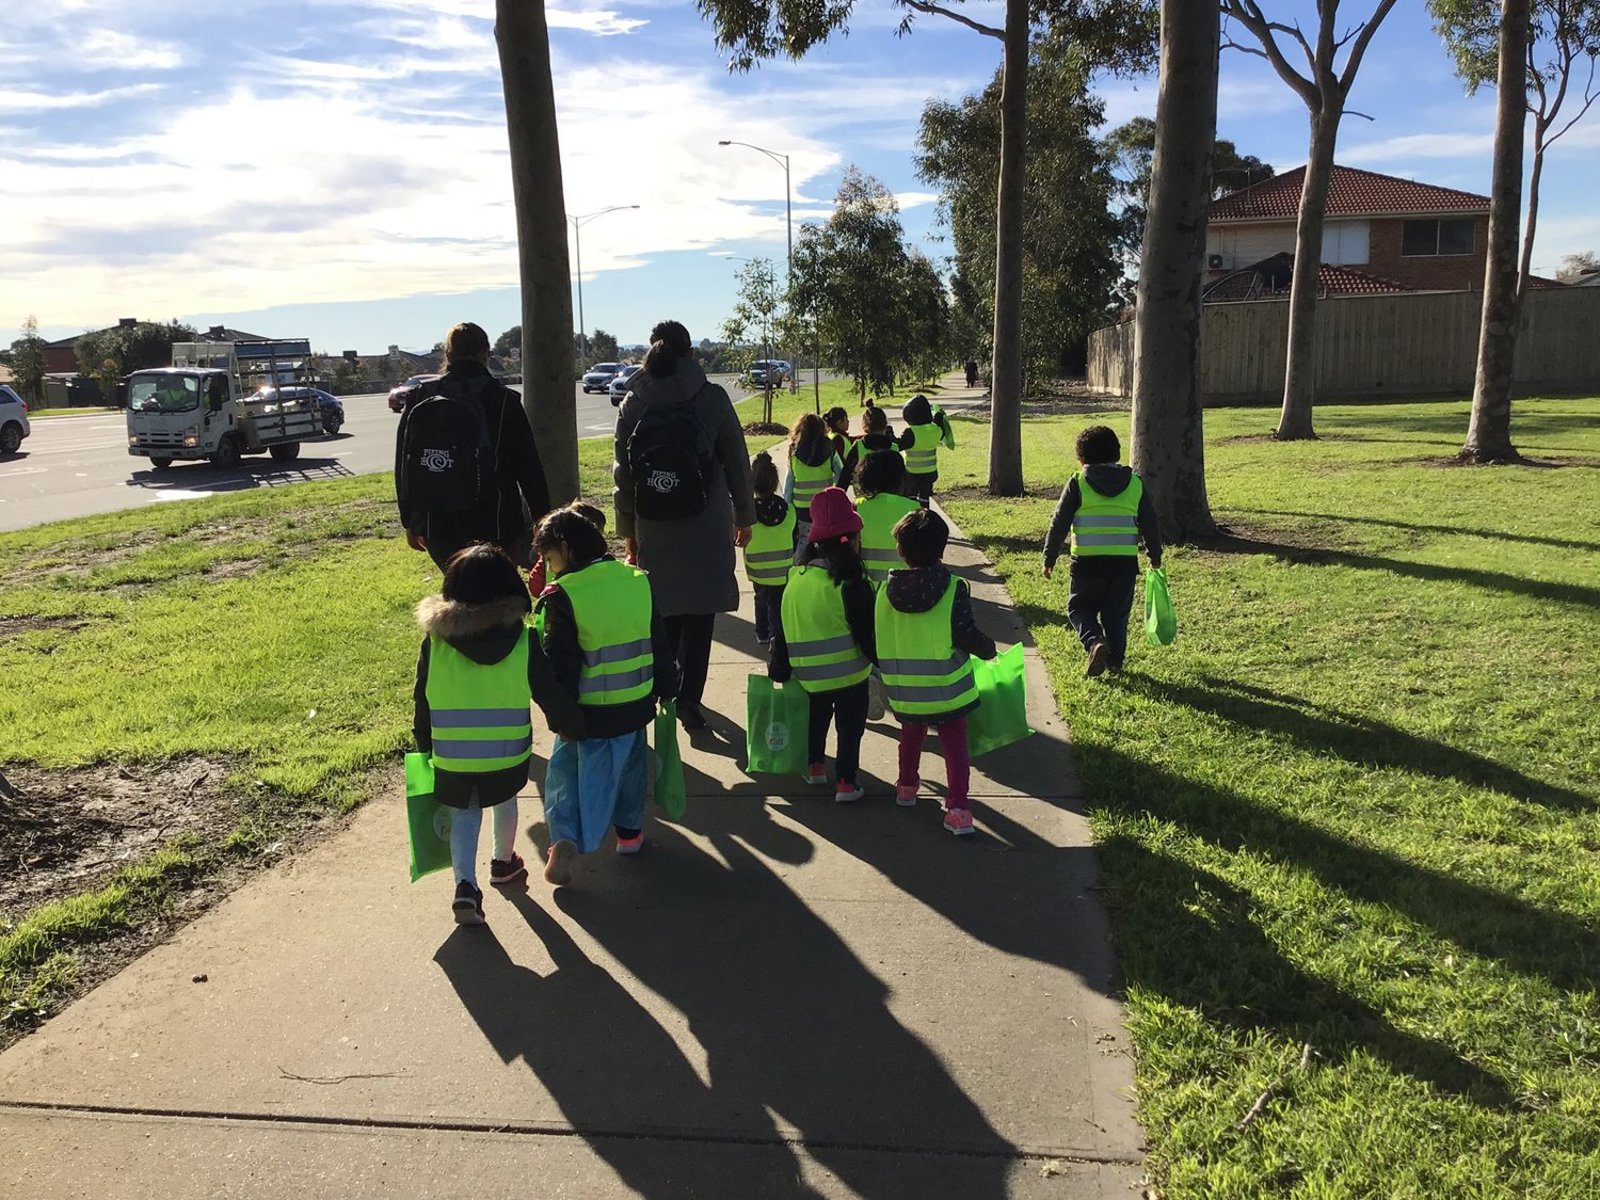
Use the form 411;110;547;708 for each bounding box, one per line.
126;339;321;470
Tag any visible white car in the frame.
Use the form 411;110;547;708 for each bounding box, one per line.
608;364;642;406
0;384;32;455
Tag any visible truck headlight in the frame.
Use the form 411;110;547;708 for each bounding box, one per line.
128;435;138;446
183;435;198;447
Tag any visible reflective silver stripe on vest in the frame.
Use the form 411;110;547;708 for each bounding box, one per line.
431;707;531;728
433;735;532;760
789;633;858;657
578;664;653;696
906;450;936;471
886;677;975;704
880;653;968;677
1072;532;1139;546
794;655;869;683
746;548;793;564
580;637;653;667
1073;515;1136;528
793;477;828;500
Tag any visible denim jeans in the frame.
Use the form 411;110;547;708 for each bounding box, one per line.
543;729;647;853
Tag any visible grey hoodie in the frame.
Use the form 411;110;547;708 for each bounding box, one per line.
1042;462;1163;574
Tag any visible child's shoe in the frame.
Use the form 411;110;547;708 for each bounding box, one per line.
866;674;888;721
1085;640;1110;679
895;784;919;807
803;763;828;786
452;880;486;925
834;780;864;804
489;853;527;886
615;832;644;855
943;808;975;836
544;839;577;886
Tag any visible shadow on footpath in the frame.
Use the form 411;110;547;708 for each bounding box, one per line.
121;456;355;494
437;816;1018;1199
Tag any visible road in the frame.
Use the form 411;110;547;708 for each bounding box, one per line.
0;380;756;534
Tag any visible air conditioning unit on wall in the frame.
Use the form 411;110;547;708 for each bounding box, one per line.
1208;253;1226;270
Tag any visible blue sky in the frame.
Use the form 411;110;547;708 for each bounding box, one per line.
4;1;1597;356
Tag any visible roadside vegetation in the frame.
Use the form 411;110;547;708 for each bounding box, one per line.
941;396;1600;1195
0;442;618;1034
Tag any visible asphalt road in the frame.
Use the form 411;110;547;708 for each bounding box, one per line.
0;380;755;534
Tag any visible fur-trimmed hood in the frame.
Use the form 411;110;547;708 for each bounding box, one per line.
415;594;531;664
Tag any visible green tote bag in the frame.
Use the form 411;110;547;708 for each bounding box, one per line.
1144;567;1177;646
746;676;811;776
652;701;687;821
967;644;1032;758
404;751;453;883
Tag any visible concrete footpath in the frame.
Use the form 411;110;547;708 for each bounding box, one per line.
0;393;1145;1198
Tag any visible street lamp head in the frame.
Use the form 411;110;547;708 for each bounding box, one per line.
717;140;732;146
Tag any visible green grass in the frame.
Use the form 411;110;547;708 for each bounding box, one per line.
941;397;1600;1196
0;447;619;1025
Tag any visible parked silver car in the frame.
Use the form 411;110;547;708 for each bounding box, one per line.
0;384;32;455
582;362;624;394
608;364;642;406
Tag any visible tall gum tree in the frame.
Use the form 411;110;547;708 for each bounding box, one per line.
1463;0;1532;463
696;0;1154;495
1131;0;1220;543
496;0;579;506
1221;0;1400;441
1431;0;1600;297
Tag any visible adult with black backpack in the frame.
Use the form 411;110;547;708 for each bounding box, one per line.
396;322;551;572
614;319;754;731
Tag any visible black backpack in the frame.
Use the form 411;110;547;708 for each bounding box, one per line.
627;387;713;521
396;378;495;517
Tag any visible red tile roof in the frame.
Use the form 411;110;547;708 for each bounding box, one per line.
1204;252;1414;302
1211;165;1490;221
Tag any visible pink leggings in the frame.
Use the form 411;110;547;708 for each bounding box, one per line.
897;716;970;810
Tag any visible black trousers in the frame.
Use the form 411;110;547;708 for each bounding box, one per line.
906;472;936;506
807;680;869;782
753;584;784;643
662;612;716;708
1066;560;1138;668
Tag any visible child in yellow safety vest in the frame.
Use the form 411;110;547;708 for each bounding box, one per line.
837;402;899;492
414;543;585;925
745;451;797;646
533;505;678;885
1040;425;1162;679
769;487;877;802
876;509;997;836
783;412;841;553
898;394;955;506
823;406;854;472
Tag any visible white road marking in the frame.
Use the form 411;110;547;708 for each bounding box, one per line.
0;465;48;477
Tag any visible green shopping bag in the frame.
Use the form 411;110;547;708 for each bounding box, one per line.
404;751;452;883
1144;567;1177;646
652;701;687;820
746;676;810;776
967;645;1032;757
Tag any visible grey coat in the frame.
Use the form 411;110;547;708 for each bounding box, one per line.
613;358;755;617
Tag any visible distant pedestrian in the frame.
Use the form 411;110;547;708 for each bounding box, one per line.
898;393;955;506
1041;425;1162;678
769;488;876;802
744;451;797;647
533;506;678;884
876;509;997;836
783;412;841;551
413;543;585;925
837;402;899;492
964;359;979;388
396;321;551;572
613;319;754;732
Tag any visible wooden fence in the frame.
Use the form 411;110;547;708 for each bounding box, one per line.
1086;287;1600;402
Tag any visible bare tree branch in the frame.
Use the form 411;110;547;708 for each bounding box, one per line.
900;0;1004;40
1224;0;1319;106
1336;0;1403;99
1343;108;1376;121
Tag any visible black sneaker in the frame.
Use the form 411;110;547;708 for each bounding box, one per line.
1085;641;1110;679
489;853;527;886
677;700;708;731
452;880;486;926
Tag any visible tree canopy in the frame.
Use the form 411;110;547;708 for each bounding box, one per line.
74;320;197;380
9;317;46;405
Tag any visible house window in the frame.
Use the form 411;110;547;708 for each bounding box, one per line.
1402;218;1476;256
1321;220;1370;265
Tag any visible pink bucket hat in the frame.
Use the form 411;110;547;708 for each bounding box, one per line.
806;487;862;544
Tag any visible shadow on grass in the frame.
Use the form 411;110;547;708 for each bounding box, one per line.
1131;674;1592;813
1204;532;1600;609
1232;509;1598;553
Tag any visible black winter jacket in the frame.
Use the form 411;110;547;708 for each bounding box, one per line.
838;430;900;490
534;556;680;740
1041;463;1163;575
413;594;585;808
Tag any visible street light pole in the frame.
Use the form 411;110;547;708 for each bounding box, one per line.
719;140;797;395
567;204;639;362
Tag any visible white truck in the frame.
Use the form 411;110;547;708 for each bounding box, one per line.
125;339;321;470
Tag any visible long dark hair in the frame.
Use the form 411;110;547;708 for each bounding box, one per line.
533;507;608;569
805;533;865;586
442;542;532;613
788;411;827;460
751;450;780;495
643;319;692;378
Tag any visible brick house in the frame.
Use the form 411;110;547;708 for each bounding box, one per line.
1206;165;1491;297
42;319;274;374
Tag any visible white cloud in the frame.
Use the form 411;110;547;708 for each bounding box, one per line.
1342;130;1494;164
895;190;941;211
78;29;181;70
547;8;649;36
0;84;161;113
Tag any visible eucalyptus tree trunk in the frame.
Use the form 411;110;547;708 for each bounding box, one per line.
986;0;1028;497
1465;0;1531;463
1130;0;1219;544
496;0;578;505
1277;112;1338;440
1516;115;1547;298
